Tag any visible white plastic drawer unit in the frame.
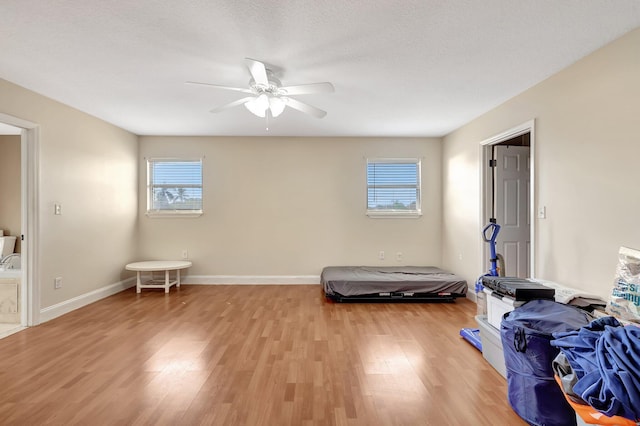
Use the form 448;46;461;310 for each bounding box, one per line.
476;314;506;378
484;287;525;329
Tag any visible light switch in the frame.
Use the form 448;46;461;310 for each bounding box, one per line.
54;203;62;215
537;206;546;219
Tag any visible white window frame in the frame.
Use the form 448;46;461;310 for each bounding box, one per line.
366;158;422;218
146;157;203;217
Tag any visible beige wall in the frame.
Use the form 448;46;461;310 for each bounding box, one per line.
442;28;640;299
139;136;442;277
0;135;21;252
0;78;138;309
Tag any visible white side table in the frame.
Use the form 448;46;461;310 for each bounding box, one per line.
125;260;192;293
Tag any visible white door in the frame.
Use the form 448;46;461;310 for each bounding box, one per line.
494;145;530;277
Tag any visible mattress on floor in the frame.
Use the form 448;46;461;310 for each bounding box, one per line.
321;266;468;298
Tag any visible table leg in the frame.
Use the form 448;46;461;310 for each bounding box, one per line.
177;269;181;288
165;269;170;293
136;271;141;293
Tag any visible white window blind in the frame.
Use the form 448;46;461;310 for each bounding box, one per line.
147;158;203;215
367;159;421;216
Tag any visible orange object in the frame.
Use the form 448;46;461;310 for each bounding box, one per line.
554;376;638;426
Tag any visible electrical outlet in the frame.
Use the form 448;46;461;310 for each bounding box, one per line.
182;249;189;259
54;277;62;289
396;252;403;262
378;251;385;260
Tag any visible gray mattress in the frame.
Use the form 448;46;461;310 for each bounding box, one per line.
321;266;468;297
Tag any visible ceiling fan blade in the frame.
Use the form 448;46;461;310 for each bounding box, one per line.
210;96;255;113
283;97;327;119
186;81;253;94
279;82;335;95
245;58;269;86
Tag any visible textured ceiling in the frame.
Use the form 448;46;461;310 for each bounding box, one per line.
1;1;639;137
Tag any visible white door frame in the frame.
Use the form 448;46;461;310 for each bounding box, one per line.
479;119;535;278
0;113;40;326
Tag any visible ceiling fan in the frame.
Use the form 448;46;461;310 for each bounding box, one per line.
187;58;334;119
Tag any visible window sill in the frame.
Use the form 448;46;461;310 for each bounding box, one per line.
146;211;203;218
366;210;422;219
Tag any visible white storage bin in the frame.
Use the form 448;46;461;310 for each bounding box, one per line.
475;314;506;378
484;287;525;329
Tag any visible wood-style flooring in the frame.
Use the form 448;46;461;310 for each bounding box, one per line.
0;285;525;425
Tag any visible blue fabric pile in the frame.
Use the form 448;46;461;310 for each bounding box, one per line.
551;316;640;421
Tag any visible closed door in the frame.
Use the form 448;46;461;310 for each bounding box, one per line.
494;145;530;277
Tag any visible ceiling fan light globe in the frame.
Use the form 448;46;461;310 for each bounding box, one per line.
245;100;266;118
269;97;286;117
256;94;269;110
245;94;269;117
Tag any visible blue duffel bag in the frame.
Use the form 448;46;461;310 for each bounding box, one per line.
501;299;593;426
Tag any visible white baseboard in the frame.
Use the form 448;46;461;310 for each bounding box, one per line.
38;275;318;323
0;325;26;339
39;277;136;323
183;275;320;285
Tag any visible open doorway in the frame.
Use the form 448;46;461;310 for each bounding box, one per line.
0;113;40;336
0;123;22;337
481;120;535;279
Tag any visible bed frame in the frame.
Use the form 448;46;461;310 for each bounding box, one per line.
321;266;468;303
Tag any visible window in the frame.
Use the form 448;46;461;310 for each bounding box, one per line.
147;158;203;216
366;158;421;217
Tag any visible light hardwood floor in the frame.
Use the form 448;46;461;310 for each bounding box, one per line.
0;285;526;425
